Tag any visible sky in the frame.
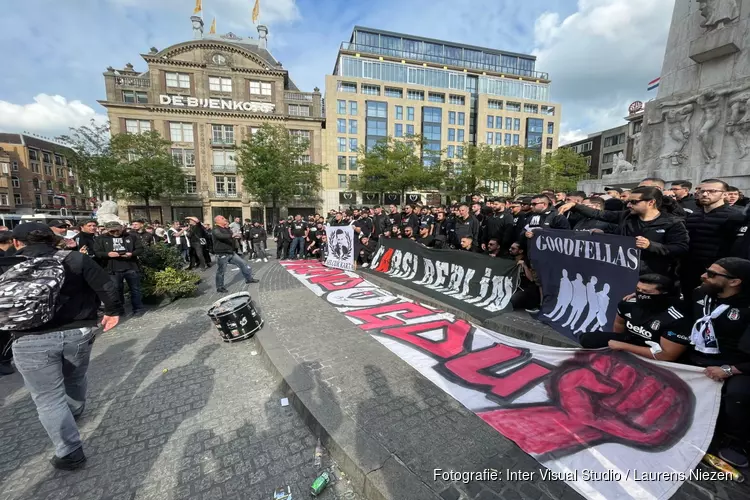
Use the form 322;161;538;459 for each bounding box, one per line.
0;0;676;144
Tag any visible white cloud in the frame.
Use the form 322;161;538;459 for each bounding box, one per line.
534;12;561;46
533;0;674;135
0;94;107;138
559;128;588;145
